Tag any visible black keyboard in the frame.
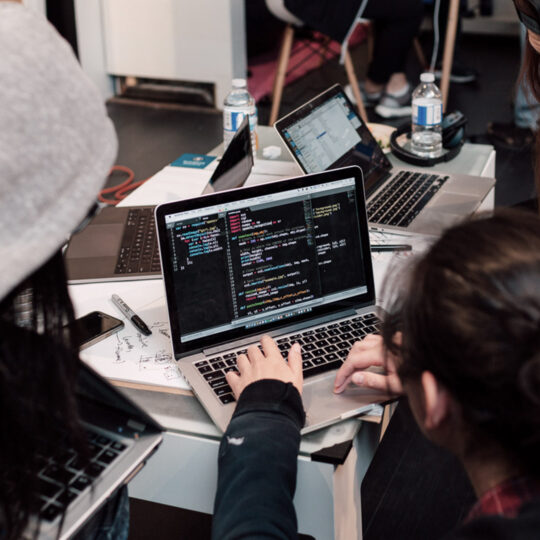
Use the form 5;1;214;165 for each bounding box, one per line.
37;428;128;522
367;171;448;228
114;207;161;275
194;312;380;405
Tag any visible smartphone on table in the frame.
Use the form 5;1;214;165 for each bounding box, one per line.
68;311;124;350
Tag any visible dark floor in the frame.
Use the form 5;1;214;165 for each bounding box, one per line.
110;31;536;540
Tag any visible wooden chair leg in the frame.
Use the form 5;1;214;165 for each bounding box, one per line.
344;48;368;124
366;23;374;64
441;0;460;112
413;38;428;71
270;24;295;126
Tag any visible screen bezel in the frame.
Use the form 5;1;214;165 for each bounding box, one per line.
208;115;253;191
274;84;393;197
155;166;375;358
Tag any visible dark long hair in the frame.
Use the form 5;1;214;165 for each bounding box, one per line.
0;251;86;539
382;210;540;474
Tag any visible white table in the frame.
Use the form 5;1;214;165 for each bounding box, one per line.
69;131;496;539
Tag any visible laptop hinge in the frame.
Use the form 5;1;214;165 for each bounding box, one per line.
202;308;358;357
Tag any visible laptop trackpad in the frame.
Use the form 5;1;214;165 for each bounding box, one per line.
433;193;479;216
68;224;124;258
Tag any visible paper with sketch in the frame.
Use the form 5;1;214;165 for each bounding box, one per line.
72;280;190;391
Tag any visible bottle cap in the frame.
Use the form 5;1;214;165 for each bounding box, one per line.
420;72;435;83
232;78;247;88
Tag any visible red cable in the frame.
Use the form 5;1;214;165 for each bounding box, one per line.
98;165;137;205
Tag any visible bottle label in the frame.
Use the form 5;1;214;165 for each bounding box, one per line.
413;101;442;126
223;110;247;132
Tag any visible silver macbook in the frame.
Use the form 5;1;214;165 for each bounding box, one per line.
65;117;253;284
274;84;495;236
155;166;389;435
37;363;162;539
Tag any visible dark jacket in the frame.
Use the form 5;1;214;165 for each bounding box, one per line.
212;380;305;540
283;0;362;43
213;381;540;539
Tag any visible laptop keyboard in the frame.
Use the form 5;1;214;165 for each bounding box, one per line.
367;170;448;228
37;427;129;522
114;207;161;275
194;312;380;405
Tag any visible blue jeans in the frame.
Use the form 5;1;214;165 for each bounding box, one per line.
72;486;129;540
515;24;540;130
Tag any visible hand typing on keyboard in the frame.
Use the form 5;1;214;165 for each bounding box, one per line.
333;334;403;396
225;335;303;399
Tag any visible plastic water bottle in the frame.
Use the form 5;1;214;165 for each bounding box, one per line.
223;78;258;154
411;72;443;158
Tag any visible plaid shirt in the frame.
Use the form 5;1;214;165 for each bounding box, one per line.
466;476;540;522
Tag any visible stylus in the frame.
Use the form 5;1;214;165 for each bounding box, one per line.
371;244;412;252
111;294;152;336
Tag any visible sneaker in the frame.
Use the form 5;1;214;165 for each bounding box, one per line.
374;84;412;118
434;63;478;84
344;83;382;108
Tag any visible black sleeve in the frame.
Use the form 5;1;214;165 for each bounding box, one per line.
212;380;305;540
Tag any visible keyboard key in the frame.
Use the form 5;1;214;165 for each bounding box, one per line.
97;449;119;465
41;503;63;522
219;394;235;404
57;489;78;506
223;366;237;373
209;377;228;389
215;385;232;397
302;360;313;370
43;464;76;484
111;441;127;452
197;365;212;374
203;370;224;381
71;475;92;492
85;462;105;478
38;478;61;499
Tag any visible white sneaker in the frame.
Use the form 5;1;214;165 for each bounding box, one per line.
375;84;412;118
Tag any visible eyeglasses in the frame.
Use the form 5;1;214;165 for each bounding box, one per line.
513;0;540;35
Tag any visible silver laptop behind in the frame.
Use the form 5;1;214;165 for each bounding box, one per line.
274;84;495;236
155;166;388;435
65;117;253;284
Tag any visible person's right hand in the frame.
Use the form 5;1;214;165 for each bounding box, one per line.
333;334;403;395
225;335;303;400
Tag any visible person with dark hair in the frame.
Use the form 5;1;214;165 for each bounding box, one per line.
0;1;122;538
212;210;540;539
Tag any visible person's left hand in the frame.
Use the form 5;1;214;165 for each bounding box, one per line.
225;335;303;399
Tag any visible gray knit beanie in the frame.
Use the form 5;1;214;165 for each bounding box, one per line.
0;2;117;299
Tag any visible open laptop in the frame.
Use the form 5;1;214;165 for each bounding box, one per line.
37;363;162;539
274;84;495;236
155;166;389;435
65;117;253;284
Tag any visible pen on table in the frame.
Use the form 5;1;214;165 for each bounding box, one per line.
371;244;412;253
111;294;152;336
